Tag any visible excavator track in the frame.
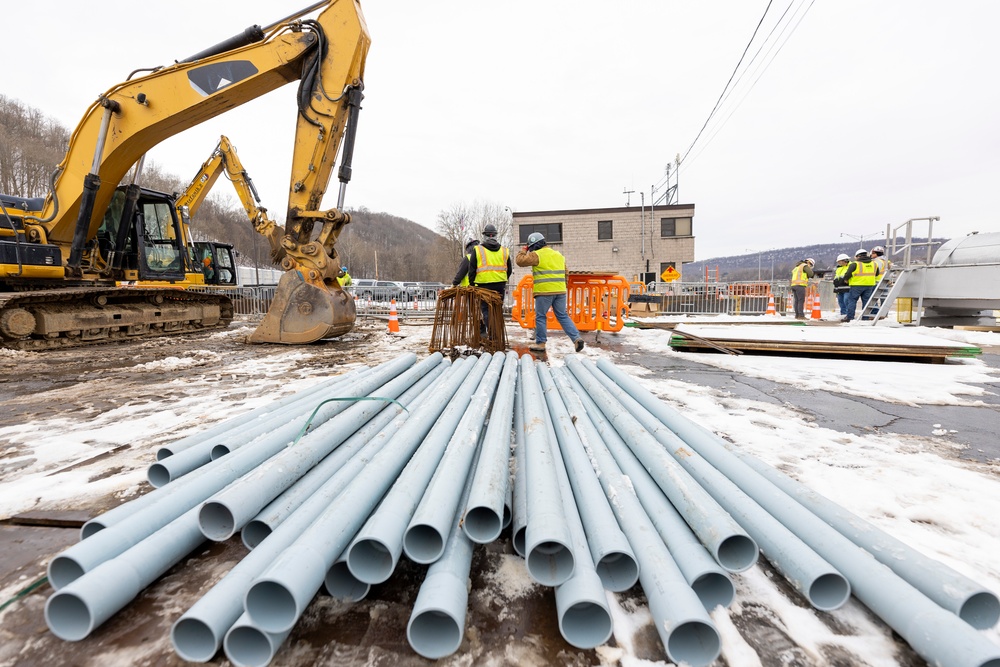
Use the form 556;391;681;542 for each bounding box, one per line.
0;287;234;351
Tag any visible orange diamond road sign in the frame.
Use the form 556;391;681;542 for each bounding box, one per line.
660;266;680;282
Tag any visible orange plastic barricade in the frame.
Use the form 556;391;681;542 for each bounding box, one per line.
512;272;631;332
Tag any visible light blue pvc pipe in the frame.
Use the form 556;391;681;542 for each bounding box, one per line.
207;362;392;460
243;354;493;638
462;351;519;544
223;612;290;667
154;368;359;460
406;351;516;562
518;355;575;587
242;360;447;549
405;440;483;658
592;360;1000;667
554;367;734;611
49;354;417;591
550;372;721;666
511;371;527;558
324;554;369;602
597;354;1000;630
736;449;1000;629
199;353;444;541
536;363;638;593
574;357;850;611
348;353;503;582
148;373;362;487
82;353;412;539
170;360;473;663
536;364;614;648
46;506;205;640
563;357;758;574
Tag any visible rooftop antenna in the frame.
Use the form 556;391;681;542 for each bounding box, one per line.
622;187;635;207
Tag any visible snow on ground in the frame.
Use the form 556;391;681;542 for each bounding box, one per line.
2;317;1000;665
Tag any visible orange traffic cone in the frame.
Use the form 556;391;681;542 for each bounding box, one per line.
388;298;400;333
811;291;822;319
766;293;777;316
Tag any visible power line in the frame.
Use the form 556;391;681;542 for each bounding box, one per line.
678;0;775;167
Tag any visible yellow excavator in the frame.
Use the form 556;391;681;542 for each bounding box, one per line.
0;0;370;350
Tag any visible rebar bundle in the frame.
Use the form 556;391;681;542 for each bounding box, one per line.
430;286;507;354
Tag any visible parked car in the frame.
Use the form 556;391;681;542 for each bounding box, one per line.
401;282;421;300
419;282;448;299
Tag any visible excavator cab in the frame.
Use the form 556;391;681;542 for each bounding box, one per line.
192;242;237;286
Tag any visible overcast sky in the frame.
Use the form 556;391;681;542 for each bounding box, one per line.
5;0;999;259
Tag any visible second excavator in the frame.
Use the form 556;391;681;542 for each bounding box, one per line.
0;0;371;349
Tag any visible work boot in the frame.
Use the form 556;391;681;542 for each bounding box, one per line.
574;338;585;352
528;341;546;352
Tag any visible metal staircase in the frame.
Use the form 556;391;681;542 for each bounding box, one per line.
860;265;906;323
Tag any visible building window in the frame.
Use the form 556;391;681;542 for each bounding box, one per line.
597;220;613;240
660;217;692;237
519;223;563;244
659;262;676;273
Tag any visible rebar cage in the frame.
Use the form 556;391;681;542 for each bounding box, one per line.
430;286;508;354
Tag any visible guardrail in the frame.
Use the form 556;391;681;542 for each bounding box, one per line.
635;281;838;316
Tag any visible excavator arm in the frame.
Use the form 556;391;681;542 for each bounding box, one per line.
23;0;370;343
176;135;284;264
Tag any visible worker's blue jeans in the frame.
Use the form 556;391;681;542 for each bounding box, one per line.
534;293;580;344
836;290;850;316
845;284;875;321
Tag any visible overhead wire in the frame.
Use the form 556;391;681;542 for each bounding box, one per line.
678;0;775;168
684;0;817;169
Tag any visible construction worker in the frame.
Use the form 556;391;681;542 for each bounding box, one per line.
451;238;480;287
201;252;214;281
337;265;352;287
515;232;585;353
467;224;512;336
870;245;891;274
790;258;815;319
842;248;880;322
832;253;851;317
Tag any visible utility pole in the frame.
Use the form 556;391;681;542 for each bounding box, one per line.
841;231;881;249
622;187;634;207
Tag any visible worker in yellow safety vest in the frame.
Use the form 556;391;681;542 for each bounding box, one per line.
841;248;880;322
515;231;584;353
336;266;351;288
790;258;815;319
832;253;851;317
465;224;511;337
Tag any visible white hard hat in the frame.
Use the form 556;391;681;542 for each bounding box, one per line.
855;248;868;257
806;258;815;265
837;253;850;262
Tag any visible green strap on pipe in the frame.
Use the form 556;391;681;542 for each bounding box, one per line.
291;396;407;446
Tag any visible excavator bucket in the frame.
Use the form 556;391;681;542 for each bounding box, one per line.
248;270;356;344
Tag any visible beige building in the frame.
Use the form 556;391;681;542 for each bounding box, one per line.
510;203;695;285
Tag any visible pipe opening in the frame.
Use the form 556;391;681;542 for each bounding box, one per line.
960;591;1000;630
155;447;172;461
692;572;735;611
559;601;613;649
245;581;297;633
407;608;462;660
199;502;237;541
241;521;272;550
526;540;574;586
325;561;370;602
172;617;219;662
45;591;93;641
715;534;758;573
146;462;172;488
211;444;231;460
595;551;639;593
225;624;275;667
48;556;86;590
80;520;105;539
502;502;512;529
808;573;851;611
404;524;445;564
463;506;502;544
512;527;527;558
665;620;721;667
347;539;395;584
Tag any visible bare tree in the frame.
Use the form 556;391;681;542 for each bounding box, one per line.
435;199;515;261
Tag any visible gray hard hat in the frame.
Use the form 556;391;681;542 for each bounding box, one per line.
483;224;498;238
527;232;545;246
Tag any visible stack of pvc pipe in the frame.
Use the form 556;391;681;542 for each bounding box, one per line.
40;351;1000;667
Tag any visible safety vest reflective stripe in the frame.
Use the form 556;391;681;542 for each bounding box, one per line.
474;246;508;283
459;253;472;286
834;265;848;279
532;247;567;294
790;264;809;286
849;260;878;286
